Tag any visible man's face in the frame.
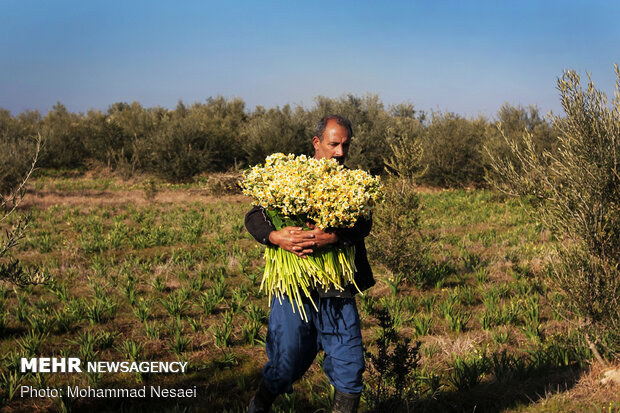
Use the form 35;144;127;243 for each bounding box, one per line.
312;120;351;165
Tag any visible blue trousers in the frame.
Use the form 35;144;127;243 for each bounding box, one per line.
262;293;365;395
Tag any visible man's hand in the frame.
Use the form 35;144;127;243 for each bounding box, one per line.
268;224;340;257
304;223;339;250
268;226;318;257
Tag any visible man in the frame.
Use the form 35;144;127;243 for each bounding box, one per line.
244;115;375;413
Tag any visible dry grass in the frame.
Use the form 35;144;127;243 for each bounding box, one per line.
515;363;620;412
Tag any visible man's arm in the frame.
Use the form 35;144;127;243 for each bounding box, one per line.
304;214;372;249
331;214;372;247
244;205;276;246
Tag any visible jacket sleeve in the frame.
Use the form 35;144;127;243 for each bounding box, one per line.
333;214;373;248
244;205;276;246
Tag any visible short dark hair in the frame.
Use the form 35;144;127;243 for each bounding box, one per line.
315;115;353;141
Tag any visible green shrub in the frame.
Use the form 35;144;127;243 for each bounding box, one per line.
204;172;242;195
363;307;422;411
368;177;428;285
0;109;42;194
39;103;89;168
486;66;620;359
383;119;426;180
1;142;35;197
420;111;488;187
483;103;556;173
141;119;215;181
242;104;311;166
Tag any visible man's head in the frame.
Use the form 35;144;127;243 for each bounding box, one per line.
312;115;353;165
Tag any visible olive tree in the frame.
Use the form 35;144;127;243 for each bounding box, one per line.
486;67;620;361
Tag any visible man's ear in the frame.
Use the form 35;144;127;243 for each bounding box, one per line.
312;136;320;150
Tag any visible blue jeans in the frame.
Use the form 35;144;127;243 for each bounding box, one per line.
262;293;365;395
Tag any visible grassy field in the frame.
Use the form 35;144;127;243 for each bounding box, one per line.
0;171;618;412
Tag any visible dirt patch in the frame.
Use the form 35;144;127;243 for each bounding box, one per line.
415;185;450;194
19;189;250;209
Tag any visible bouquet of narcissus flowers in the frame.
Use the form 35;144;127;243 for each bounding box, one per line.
240;153;383;320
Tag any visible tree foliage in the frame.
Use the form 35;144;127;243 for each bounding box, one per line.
368;176;428;287
486;66;620;358
1;95;558;185
242;104;311;166
421;111;489;187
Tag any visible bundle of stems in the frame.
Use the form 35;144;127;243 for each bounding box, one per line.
261;211;360;321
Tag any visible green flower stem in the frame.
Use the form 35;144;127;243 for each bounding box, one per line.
259;210;362;320
262;244;358;321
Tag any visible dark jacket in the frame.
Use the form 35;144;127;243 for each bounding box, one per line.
244;205;375;295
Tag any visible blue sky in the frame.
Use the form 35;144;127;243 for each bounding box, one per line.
1;0;618;118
